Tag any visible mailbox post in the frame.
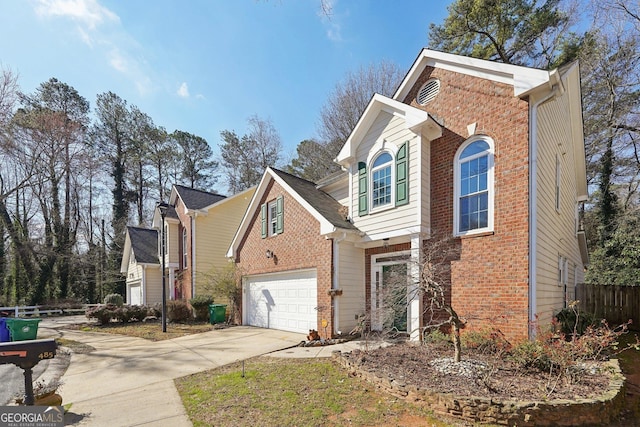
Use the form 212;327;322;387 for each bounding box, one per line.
0;338;57;405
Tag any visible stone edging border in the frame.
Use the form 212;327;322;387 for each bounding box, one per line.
331;351;626;426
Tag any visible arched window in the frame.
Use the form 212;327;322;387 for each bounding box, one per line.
454;137;494;235
357;143;409;216
371;152;393;209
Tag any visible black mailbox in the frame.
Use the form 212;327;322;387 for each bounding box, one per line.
0;338;57;405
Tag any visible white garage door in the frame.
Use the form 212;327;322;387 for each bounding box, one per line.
129;283;142;305
244;270;317;334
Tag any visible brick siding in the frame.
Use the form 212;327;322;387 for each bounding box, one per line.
405;66;531;342
235;180;334;338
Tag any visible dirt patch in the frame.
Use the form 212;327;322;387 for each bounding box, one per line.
342;341;612;401
609;332;640;425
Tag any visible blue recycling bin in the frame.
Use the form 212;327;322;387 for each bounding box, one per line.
0;318;9;342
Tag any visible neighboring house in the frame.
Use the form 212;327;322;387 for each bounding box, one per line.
227;49;588;342
151;184;256;304
121;226;161;305
121;184;255;307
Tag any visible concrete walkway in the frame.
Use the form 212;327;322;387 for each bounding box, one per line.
48;325;306;426
32;318;389;426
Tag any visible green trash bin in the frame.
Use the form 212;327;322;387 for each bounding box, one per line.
208;304;227;324
6;318;41;341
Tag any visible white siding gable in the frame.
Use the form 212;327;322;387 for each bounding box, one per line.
349;112;422;239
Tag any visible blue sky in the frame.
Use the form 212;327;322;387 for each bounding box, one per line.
0;0;449;171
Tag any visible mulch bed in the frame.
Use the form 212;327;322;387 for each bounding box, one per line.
342;341;612;401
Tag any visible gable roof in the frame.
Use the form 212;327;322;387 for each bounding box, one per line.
120;226;159;272
394;49;554;102
171;185;226;210
336;94;442;167
271;168;358;232
227;167;359;258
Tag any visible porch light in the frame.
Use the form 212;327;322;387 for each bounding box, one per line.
266;249;274;259
383;238;389;248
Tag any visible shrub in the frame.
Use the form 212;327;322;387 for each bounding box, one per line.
422;328;450;344
149;304;162;318
86;304;118;325
190;295;214;322
128;305;149;322
103;293;124;307
114;306;134;323
199;264;242;324
462;328;511;355
167;300;192;322
508;318;635;386
114;305;148;323
554;306;599;338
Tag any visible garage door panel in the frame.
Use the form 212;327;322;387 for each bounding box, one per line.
245;270;317;334
129;284;141;305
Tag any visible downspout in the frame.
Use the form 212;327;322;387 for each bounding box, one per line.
191;215;196;299
529;75;562;338
141;266;146;305
332;232;347;336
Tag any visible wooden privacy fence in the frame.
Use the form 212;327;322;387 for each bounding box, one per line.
575;283;640;331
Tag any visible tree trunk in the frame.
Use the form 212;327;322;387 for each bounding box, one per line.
452;321;462;363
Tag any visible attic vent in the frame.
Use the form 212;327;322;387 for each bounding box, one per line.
416;79;440;105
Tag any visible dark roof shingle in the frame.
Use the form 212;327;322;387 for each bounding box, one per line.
127;226;159;264
271;168;358;231
174;185;226;210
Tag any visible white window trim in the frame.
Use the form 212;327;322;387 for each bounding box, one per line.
267;200;278;236
453;136;495;236
369;150;395;214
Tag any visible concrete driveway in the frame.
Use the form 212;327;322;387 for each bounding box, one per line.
57;326;305;426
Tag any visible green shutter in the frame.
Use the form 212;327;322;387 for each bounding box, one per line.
358;161;368;216
396;142;409;206
260;203;267;238
275;196;284;234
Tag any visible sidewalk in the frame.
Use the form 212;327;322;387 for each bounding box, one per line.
50;325;305;426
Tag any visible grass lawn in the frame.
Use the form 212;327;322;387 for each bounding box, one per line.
71;320;214;341
175;357;455;427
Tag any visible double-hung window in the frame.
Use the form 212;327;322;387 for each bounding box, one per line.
268;200;278;236
261;196;284;238
455;137;494;235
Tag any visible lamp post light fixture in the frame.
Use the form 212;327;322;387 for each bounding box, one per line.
158;202;170;333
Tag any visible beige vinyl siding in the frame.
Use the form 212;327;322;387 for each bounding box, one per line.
166;222;180;265
126;262;162;305
144;266;162;305
325;181;349;206
126;258;144;282
336;242;365;333
351;112;421;235
535;88;585;325
194;189;255;300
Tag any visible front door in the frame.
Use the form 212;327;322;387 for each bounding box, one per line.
371;252;410;332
